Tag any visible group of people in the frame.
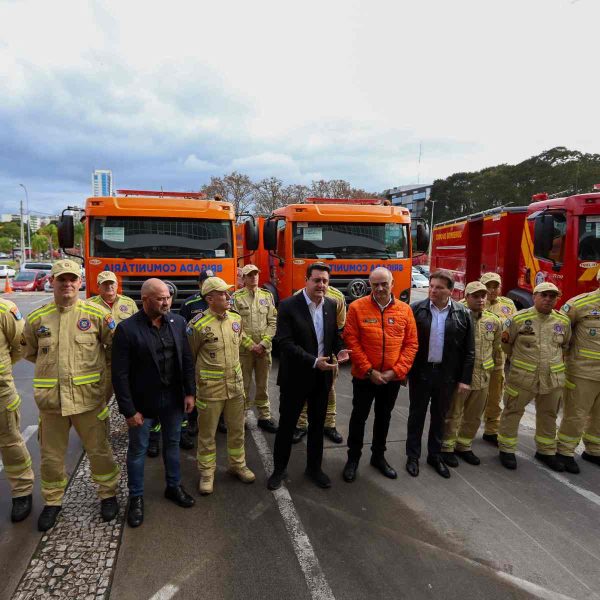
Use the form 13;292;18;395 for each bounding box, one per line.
1;258;599;534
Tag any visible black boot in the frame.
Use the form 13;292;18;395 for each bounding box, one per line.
101;497;119;522
11;494;32;523
582;452;600;466
258;418;279;434
499;451;517;470
440;452;459;468
482;433;498;446
535;452;565;472
292;427;307;444
557;453;580;474
127;496;144;528
38;505;61;532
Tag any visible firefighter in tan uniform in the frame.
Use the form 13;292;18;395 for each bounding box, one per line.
497;282;571;472
556;270;600;473
294;284;347;444
442;281;502;466
187;277;255;495
0;298;35;522
90;270;138;401
23;260;120;531
231;265;278;433
479;272;517;445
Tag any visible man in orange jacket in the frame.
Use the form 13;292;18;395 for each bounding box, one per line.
342;267;419;482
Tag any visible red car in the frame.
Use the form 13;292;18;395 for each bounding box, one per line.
12;270;49;292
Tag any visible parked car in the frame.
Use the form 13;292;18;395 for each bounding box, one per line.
0;264;16;278
12;270;49;292
411;271;429;288
20;261;54;273
44;278;53;292
414;265;430;277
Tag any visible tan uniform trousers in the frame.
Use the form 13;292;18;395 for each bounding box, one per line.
442;386;489;452
39;404;119;505
0;395;34;497
297;368;338;429
240;351;272;420
498;385;562;455
197;395;246;475
557;376;600;457
483;367;505;435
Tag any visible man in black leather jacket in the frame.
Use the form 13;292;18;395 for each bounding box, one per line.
406;270;475;479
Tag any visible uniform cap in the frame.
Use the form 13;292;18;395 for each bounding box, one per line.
97;271;117;285
480;272;501;285
533;282;560;295
465;281;487;295
51;259;81;278
242;264;260;276
201;276;234;296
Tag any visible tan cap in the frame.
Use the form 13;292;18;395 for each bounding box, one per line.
480;272;501;285
533;282;560;295
202;276;234;296
51;259;81;278
242;264;260;276
97;271;117;285
465;281;488;296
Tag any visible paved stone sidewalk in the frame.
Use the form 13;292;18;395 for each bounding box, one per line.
11;403;128;600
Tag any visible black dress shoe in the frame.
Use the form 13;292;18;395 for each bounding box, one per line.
292;427;307;444
165;485;195;508
557;453;580;474
324;427;343;444
147;436;160;458
127;496;144;528
305;469;331;488
258;419;279;434
38;505;61;532
535;452;565;472
370;456;397;479
179;430;195;450
441;452;459;468
343;460;358;482
11;494;32;523
582;452;600;466
267;469;287;490
427;456;451;478
482;433;498;446
187;419;199;436
100;496;119;522
455;450;481;466
499;451;517;470
217;415;227;434
406;457;419;477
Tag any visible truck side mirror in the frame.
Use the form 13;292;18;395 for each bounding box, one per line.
264;219;277;251
416;222;430;254
58;215;74;249
533;214;554;257
244;218;259;252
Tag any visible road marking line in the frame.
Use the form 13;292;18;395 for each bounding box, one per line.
0;425;37;472
247;411;336;600
148;584;179;600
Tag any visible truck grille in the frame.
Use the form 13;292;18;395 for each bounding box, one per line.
329;275;371;302
121;276;199;313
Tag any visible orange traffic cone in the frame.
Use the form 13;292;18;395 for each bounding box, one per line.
4;275;13;293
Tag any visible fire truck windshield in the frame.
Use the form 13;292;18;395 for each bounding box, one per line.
579;216;600;260
292;222;409;259
90;217;233;259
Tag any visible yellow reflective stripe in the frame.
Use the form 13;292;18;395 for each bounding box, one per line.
261;335;272;341
97;407;110;421
482;359;495;370
514;312;537;322
456;436;472;447
0;363;6;373
583;433;600;444
73;373;101;385
6;396;21;411
558;432;581;444
498;434;517;447
41;478;68;489
33;378;58;388
505;386;519;397
579;348;600;359
550;363;565;373
79;304;104;317
227;446;244;457
565;379;577;390
0;304;7;313
234;364;242;374
200;369;223;375
150;422;161;432
195;400;207;410
241;337;254;350
535;435;556;447
194;315;216;330
4;457;33;473
92;465;120;483
574;295;600;307
28;305;57;322
198;452;216;462
513;359;536;372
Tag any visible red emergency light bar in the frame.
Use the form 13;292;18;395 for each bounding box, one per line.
304;197;383;205
116;189;207;199
531;192;549;201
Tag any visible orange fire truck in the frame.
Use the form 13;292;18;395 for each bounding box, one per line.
430;186;600;308
238;197;428;304
58;190;238;311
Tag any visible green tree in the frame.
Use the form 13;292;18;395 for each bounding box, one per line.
0;237;12;253
31;234;49;256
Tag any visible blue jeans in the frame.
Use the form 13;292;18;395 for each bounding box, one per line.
126;392;183;497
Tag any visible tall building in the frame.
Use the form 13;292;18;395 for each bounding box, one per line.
92;170;114;197
381;184;432;218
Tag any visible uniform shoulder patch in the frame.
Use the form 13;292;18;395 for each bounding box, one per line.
561;303;571;313
190;312;205;325
10;305;23;321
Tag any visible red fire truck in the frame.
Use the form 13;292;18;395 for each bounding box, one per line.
430;187;600;308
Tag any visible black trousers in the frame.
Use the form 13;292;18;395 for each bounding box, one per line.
273;372;330;473
347;378;402;462
406;364;455;459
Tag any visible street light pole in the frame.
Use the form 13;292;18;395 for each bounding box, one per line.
428;199;436;259
19;184;30;259
19;200;25;263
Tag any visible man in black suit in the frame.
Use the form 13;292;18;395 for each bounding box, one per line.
267;263;350;490
112;278;196;527
406;270;475;479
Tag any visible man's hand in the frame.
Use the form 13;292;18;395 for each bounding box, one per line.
126;412;144;428
251;343;264;355
369;369;387;385
457;383;471;393
381;369;396;383
336;349;352;364
184;395;195;414
315;356;337;371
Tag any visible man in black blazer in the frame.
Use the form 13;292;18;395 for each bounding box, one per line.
268;263;350;490
406;270;475;479
112;278;196;527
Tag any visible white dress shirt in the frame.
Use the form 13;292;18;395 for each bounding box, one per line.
427;299;451;363
303;289;325;362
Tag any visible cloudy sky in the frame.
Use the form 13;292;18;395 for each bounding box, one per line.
0;0;597;215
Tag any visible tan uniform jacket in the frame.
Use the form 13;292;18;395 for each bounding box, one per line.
187;309;244;402
231;288;277;352
90;293;138;322
486;296;517;320
469;310;503;390
502;307;571;394
560;289;600;381
0;299;24;402
23;299;115;416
